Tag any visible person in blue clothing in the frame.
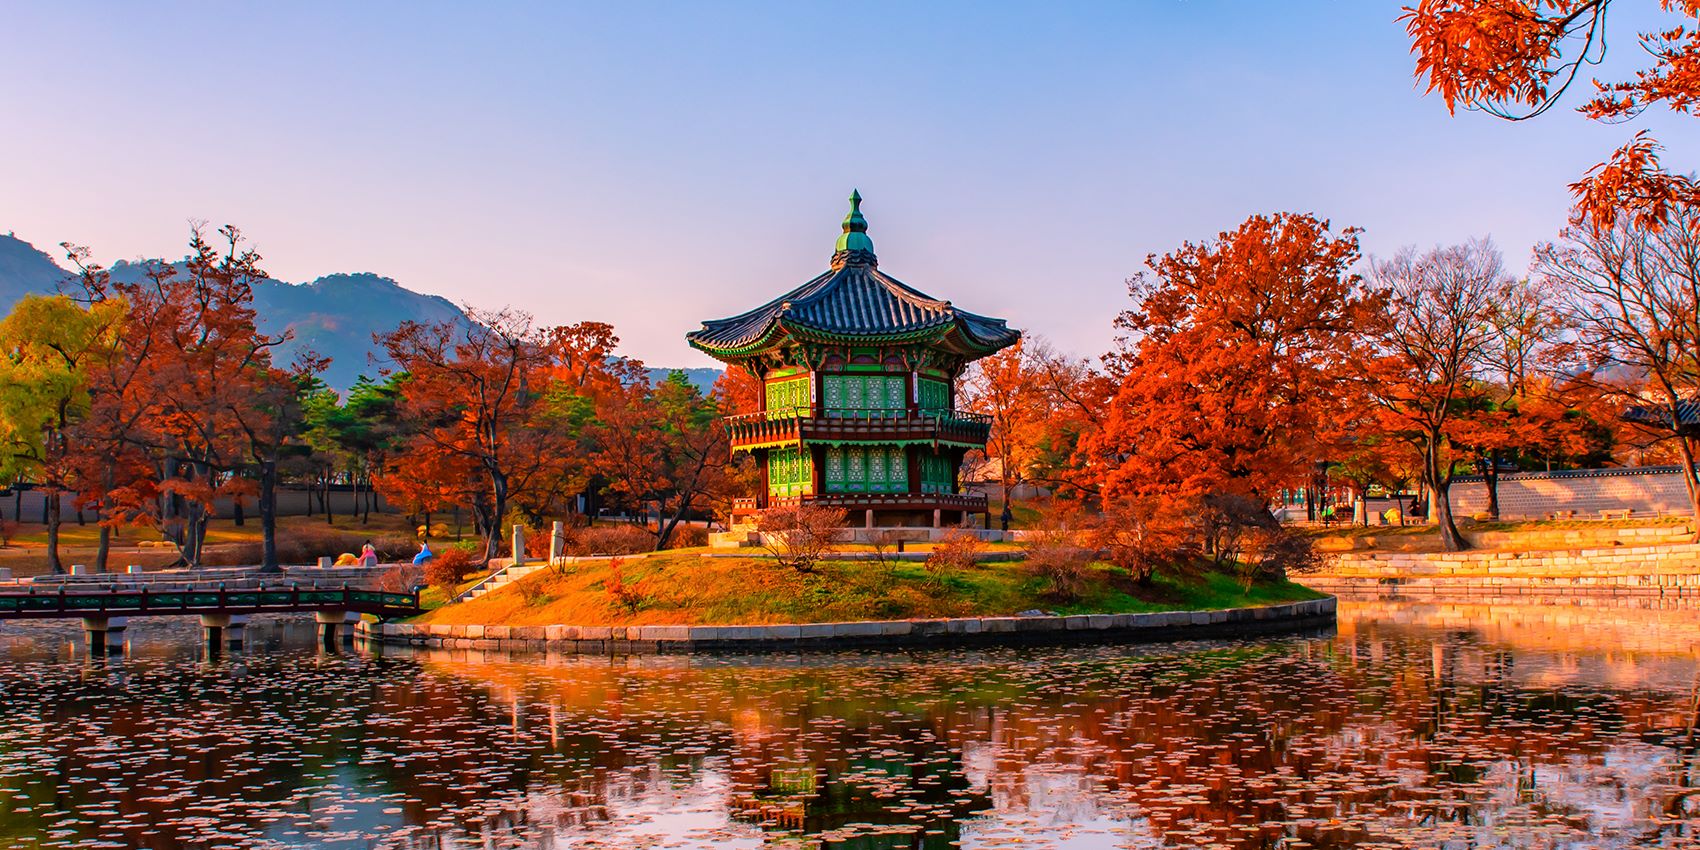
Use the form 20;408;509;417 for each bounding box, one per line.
412;540;434;565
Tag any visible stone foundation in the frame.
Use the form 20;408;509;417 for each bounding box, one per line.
356;598;1335;654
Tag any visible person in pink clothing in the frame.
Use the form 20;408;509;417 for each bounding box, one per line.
360;541;378;567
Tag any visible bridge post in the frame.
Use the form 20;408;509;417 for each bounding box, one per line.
550;521;566;563
126;565;144;575
70;564;89;576
315;610;352;645
80;616;128;653
512;524;527;567
199;613;249;647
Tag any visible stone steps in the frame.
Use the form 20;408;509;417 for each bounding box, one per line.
466;564;548;600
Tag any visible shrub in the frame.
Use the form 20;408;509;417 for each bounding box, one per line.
1092;498;1197;586
374;564;424;593
1193;493;1277;567
517;574;552;607
604;557;644;612
757;505;847;572
1022;528;1094;601
1238;526;1319;592
570;524;654;557
425;547;475;591
867;529;903;575
925;530;983;584
665;524;709;549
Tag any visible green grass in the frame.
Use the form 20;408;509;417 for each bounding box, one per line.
419;553;1325;627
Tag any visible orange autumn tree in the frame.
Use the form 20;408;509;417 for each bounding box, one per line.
589;371;735;550
380;309;601;562
70;226;294;568
1402;0;1700;231
959;337;1065;524
1366;239;1510;551
1085;212;1383;514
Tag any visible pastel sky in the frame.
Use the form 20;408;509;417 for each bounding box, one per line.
1;2;1690;368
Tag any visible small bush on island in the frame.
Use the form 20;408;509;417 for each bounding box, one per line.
425;546;475;591
569;524;653;557
1019;501;1095;600
1238;526;1320;592
926;530;983;585
1091;498;1197;587
757;504;847;572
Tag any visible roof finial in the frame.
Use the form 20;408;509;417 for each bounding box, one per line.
834;189;875;259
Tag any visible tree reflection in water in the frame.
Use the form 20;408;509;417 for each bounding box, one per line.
0;601;1698;848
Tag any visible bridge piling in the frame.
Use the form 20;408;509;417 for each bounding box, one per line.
199;613;249;647
80;616;127;653
315;610;353;645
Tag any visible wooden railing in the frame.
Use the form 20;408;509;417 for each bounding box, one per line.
725;407;993;448
0;584;422;620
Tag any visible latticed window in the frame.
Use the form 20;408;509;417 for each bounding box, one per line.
825;448;846;493
765;377;809;417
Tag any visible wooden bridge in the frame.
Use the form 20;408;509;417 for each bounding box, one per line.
0;567;422;650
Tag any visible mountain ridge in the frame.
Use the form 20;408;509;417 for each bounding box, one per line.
0;232;718;393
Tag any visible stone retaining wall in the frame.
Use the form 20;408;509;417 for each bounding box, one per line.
356;597;1336;654
1303;574;1700;598
1321;542;1700;578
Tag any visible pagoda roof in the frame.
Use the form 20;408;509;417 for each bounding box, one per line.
688;192;1020;360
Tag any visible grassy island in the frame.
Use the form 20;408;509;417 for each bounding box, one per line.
416;554;1325;628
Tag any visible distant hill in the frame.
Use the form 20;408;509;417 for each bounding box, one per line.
648;367;723;394
0;232;76;306
0;232;719;394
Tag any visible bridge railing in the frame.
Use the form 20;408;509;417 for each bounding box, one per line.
0;584;421;618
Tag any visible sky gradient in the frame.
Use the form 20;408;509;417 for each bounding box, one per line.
1;2;1690;368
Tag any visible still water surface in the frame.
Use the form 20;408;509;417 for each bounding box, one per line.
3;598;1700;849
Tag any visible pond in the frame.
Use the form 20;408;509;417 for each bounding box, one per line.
3;598;1700;849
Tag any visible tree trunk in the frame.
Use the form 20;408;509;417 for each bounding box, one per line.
1482;451;1501;521
1677;435;1700;544
233;498;245;527
259;459;280;573
95;526;110;575
1428;438;1469;552
485;470;509;562
45;491;62;574
324;474;334;525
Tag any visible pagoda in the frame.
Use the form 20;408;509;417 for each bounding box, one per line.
688;192;1020;529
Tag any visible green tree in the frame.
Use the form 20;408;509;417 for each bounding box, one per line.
0;295;125;572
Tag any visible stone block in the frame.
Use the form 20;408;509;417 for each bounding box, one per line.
485;625;510;640
1087;614;1115;630
716;625;763;641
839;622;883;637
640;625;690;642
1063;615;1092;631
877;620;912;636
912;619;948;637
462;624;485;639
980;618;1019;633
512;626;546;641
764;625;802;640
798;623;836;639
580;626;612;640
545;625;577;641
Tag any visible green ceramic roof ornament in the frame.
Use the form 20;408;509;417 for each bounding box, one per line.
835;189;874;255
